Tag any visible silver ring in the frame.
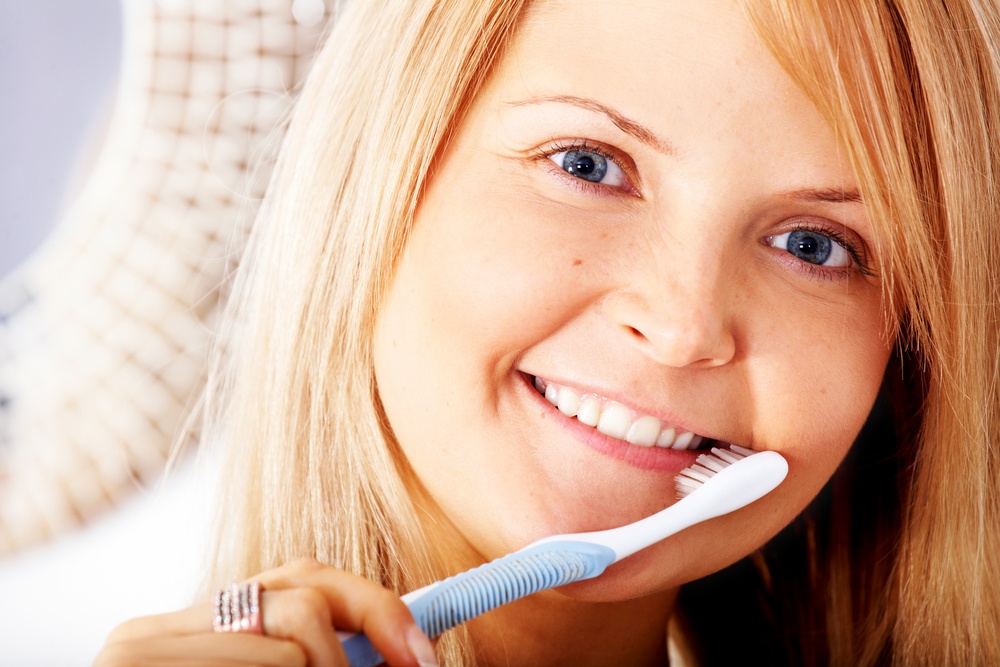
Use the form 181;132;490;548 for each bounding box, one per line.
213;581;263;634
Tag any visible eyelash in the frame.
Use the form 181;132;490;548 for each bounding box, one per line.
534;139;639;197
770;222;875;281
532;139;874;281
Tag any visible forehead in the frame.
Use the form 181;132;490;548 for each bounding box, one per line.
479;0;850;186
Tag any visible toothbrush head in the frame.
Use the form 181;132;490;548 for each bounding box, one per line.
675;444;785;502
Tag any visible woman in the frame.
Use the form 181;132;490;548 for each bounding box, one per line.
97;0;1000;665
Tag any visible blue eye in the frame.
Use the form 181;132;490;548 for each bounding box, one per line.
769;229;851;267
548;148;627;187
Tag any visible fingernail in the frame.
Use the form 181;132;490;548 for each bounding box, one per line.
406;625;439;667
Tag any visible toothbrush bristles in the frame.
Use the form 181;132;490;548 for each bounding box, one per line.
674;445;752;499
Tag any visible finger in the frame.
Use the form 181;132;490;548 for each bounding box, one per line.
106;600;330;667
103;605;213;644
257;587;344;667
95;632;306;667
106;591;343;667
258;558;437;667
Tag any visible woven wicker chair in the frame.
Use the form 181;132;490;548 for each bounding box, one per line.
0;0;333;554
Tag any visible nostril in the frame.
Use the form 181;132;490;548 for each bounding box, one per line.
608;291;736;368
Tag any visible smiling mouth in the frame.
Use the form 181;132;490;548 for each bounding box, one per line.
530;375;716;451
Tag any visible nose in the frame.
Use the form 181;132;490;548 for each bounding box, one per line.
605;262;737;369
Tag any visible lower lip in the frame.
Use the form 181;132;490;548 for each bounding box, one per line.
517;372;704;473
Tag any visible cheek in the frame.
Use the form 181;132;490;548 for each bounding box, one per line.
746;289;891;493
372;181;583;457
397;186;612;366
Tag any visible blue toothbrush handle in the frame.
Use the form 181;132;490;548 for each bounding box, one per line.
337;540;616;667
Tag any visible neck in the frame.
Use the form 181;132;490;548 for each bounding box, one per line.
466;586;677;667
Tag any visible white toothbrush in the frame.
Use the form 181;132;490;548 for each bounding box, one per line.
339;445;788;666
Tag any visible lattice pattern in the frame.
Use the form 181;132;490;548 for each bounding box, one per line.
0;0;334;554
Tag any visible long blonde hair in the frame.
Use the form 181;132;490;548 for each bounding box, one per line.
682;1;999;665
203;0;527;661
203;1;1000;665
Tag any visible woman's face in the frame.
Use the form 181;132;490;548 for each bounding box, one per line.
374;0;891;598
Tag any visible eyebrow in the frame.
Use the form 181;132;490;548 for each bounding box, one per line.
506;94;675;155
507;96;863;204
780;187;863;204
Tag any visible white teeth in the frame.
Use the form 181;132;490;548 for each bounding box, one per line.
596;403;631;440
557;387;581;417
577;397;602;427
626;415;661;447
673;431;695;450
656;426;676;448
534;377;707;451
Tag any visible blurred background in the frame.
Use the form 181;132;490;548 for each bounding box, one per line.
0;2;331;663
0;6;209;663
0;2;120;275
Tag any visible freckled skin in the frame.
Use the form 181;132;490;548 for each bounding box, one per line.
373;0;891;664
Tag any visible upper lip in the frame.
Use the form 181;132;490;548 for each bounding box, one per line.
524;371;733;445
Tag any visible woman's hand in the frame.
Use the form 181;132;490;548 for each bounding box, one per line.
94;557;439;667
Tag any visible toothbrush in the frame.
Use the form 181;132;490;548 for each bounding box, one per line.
339;445;787;667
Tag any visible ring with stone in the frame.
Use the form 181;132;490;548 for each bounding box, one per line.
212;581;263;634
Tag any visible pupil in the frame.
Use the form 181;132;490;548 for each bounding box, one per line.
787;230;832;264
562;150;608;183
573;155;595;174
796;237;817;253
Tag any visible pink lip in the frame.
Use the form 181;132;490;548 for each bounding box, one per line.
517;372;705;473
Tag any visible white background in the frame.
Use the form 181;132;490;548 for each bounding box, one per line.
0;3;209;664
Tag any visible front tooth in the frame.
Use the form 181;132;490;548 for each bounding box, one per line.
689;435;704;449
656;426;676;448
596;402;631;439
544;383;559;406
672;431;695;450
534;376;545;393
626;415;660;447
557;386;581;417
577;397;602;426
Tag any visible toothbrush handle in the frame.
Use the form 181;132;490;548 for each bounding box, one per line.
337;540;616;667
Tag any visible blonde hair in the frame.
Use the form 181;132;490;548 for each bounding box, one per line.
203;1;999;665
203;0;527;662
684;1;999;665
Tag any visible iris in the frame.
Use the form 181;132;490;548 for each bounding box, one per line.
562;150;608;183
785;230;832;265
